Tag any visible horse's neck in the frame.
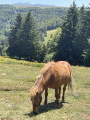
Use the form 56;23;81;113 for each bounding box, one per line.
35;69;52;94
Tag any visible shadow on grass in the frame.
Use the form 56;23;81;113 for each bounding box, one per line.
25;101;70;118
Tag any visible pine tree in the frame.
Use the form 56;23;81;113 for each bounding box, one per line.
54;2;78;64
75;5;90;65
83;6;90;66
74;6;87;64
7;14;22;58
20;11;41;61
7;11;42;61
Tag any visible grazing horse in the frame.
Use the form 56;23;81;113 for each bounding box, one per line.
29;61;73;114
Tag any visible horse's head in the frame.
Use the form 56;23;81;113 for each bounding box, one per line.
29;86;42;114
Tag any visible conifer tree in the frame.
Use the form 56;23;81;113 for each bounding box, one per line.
20;11;41;61
7;13;22;58
83;6;90;66
75;5;90;65
54;2;78;64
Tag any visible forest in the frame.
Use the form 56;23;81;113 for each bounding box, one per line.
0;5;67;36
0;4;68;56
0;2;90;66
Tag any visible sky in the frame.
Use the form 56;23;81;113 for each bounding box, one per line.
0;0;89;7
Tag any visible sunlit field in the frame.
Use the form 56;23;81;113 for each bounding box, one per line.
0;57;90;120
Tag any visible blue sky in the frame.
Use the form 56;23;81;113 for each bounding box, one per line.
0;0;89;7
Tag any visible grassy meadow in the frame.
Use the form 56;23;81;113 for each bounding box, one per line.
0;56;90;120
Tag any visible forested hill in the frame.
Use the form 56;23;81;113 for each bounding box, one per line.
13;3;55;7
0;4;68;38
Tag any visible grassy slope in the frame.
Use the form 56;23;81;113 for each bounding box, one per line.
0;57;90;120
44;28;61;45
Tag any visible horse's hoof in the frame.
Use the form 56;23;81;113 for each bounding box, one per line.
61;100;65;103
57;105;60;108
44;101;47;105
33;112;38;115
56;103;60;108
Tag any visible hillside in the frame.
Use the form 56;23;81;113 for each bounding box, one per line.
0;56;90;119
44;28;61;45
0;4;68;42
13;3;55;7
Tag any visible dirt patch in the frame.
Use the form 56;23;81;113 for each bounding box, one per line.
0;73;6;75
81;113;90;120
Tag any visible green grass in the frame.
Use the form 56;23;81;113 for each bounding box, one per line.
0;57;90;120
44;28;61;45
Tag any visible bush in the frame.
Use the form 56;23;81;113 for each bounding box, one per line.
83;49;90;66
43;52;55;62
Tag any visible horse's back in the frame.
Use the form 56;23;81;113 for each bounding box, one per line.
56;61;71;72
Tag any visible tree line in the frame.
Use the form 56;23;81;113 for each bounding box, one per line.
7;11;43;61
44;2;90;66
6;2;90;66
0;5;67;36
0;5;67;55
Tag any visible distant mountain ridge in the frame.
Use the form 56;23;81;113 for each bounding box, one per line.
13;3;56;7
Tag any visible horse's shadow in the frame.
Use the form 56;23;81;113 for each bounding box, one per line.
25;101;69;118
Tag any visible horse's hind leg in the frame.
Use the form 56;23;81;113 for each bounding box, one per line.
62;84;67;103
55;87;61;99
55;88;60;107
59;86;61;99
44;88;48;105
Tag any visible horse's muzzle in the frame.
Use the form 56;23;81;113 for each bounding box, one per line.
33;105;39;115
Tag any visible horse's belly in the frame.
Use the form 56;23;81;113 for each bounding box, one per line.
47;77;69;89
45;70;70;89
48;85;58;89
47;80;60;89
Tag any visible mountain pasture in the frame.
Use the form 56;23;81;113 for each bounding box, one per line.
0;57;90;120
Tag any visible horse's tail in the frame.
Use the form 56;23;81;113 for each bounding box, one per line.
68;71;74;95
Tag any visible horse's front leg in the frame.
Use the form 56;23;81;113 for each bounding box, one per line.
55;88;60;107
44;88;48;105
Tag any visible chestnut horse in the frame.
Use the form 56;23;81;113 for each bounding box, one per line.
29;61;73;114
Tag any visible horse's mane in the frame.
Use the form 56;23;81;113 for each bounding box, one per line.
40;61;55;75
34;61;55;87
35;74;43;86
